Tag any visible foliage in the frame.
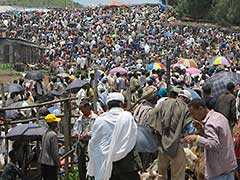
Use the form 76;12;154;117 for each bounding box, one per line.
68;165;79;180
169;0;240;26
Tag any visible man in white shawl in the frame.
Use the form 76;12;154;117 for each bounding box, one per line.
87;92;142;180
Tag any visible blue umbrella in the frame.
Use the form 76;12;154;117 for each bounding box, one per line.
164;32;173;38
6;123;47;141
136;126;159;153
183;87;201;99
66;79;87;91
48;106;61;114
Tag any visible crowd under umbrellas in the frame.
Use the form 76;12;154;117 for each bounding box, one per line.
0;2;240;180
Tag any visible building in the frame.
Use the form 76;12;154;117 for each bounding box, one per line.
0;38;46;65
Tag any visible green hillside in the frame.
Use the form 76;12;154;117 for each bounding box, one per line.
0;0;81;8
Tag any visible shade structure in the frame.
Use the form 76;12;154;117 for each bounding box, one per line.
203;72;240;97
146;62;166;71
4;83;24;93
6;123;47;141
178;58;197;68
186;68;201;75
108;1;128;6
66;79;88;92
25;71;44;81
109;67;128;75
209;56;231;66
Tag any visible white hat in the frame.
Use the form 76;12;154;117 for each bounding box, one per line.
179;90;192;100
106;92;125;104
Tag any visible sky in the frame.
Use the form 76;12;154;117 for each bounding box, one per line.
74;0;159;5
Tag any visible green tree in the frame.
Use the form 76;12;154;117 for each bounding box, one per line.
175;0;214;19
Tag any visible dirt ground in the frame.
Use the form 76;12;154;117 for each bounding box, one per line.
0;68;50;84
0;69;22;84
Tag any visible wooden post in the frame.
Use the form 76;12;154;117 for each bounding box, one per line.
63;99;71;180
3;110;8;164
93;66;98;113
166;55;171;93
126;85;131;110
1;84;6;107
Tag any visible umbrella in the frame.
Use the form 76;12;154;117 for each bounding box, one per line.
48;90;62;97
203;72;240;97
89;70;105;80
178;58;198;68
146;62;166;70
171;63;186;70
48;106;61;115
209;56;231;66
8;101;35;108
186;68;201;75
109;67;128;75
4;83;24;93
164;32;173;38
183;87;201;100
136;126;159;153
122;48;132;52
66;79;87;91
6;123;47;141
25;71;44;81
137;33;145;38
5;100;36;119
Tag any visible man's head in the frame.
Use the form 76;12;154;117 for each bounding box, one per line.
79;99;92;117
227;82;235;93
188;99;208;121
106;92;125;109
9;150;16;163
45;114;61;129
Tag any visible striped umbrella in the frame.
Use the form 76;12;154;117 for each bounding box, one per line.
209;56;231;66
146;62;166;70
204;72;240;97
178;58;198;68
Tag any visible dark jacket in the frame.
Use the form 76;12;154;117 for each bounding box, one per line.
215;91;237;129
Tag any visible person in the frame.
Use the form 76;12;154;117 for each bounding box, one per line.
215;82;237;129
1;150;22;180
184;99;237;180
87;92;142;180
148;88;192;180
72;99;98;180
202;84;216;110
38;114;61;180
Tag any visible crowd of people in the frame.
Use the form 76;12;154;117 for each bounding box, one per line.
0;3;240;180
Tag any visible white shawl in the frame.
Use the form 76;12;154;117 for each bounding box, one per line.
87;108;137;180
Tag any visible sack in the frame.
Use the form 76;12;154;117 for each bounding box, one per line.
136;126;160;153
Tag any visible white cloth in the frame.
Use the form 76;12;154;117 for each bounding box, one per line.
87;107;137;180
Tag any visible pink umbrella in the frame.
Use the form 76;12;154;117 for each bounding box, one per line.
186;68;201;75
109;67;128;75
